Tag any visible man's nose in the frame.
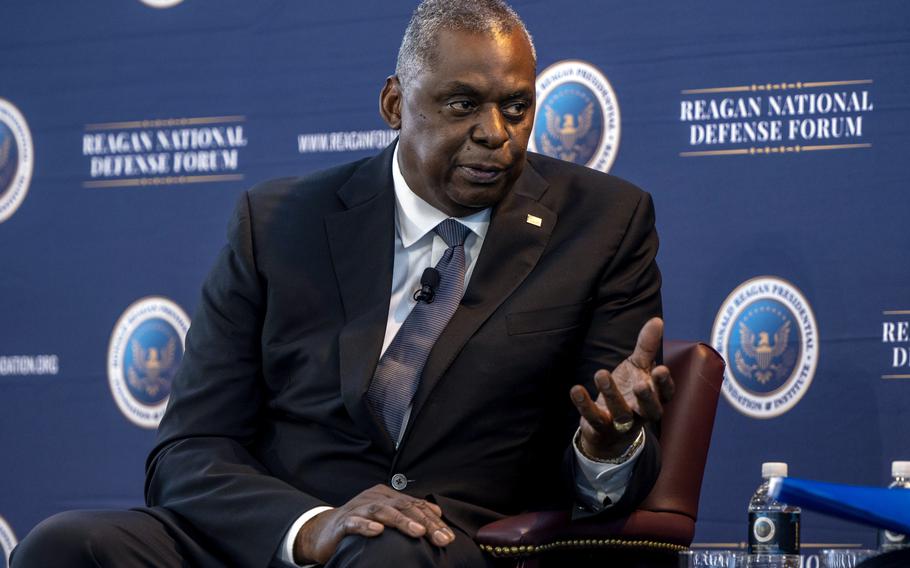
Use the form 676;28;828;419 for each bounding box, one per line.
471;105;508;148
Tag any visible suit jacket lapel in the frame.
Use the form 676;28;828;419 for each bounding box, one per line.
325;143;398;454
404;161;556;441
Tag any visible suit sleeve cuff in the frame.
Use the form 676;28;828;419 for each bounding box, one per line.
572;427;645;511
277;506;334;567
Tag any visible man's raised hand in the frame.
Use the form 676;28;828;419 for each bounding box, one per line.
293;484;455;564
570;317;675;460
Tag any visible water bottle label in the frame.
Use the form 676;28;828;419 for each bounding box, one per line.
748;512;800;554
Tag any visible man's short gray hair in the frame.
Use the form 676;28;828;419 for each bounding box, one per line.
395;0;537;88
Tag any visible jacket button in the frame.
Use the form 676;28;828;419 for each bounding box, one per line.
390;473;408;491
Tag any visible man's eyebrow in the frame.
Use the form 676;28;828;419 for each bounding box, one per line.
505;89;533;99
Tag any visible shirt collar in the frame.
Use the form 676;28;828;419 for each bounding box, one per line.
392;143;491;248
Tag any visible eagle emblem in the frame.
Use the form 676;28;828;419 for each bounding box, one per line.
540;102;596;163
127;337;177;398
734;320;797;385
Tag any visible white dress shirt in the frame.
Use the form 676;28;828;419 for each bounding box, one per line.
278;145;643;565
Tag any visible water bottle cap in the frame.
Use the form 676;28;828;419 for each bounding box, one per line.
892;461;910;477
762;462;788;478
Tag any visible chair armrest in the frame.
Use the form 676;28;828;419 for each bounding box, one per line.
476;510;693;557
475;341;725;560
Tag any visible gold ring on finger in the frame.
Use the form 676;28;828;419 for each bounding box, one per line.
613;419;634;433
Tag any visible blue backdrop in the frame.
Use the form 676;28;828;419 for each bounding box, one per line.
2;0;909;563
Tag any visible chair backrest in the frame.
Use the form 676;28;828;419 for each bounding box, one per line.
638;341;725;520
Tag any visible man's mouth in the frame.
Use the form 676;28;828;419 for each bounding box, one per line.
458;163;508;184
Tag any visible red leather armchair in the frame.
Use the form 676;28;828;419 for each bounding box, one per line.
476;341;725;568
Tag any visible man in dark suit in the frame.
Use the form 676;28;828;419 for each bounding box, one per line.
12;1;672;566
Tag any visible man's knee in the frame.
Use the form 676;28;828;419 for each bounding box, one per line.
328;530;438;568
11;509;181;568
11;510;111;567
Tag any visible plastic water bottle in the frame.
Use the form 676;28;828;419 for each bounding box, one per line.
879;461;910;552
747;462;800;567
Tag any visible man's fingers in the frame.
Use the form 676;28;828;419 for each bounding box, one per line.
399;500;454;546
630;317;663;369
362;502;425;537
594;369;634;428
425;501;443;518
633;378;663;422
342;515;385;537
357;499;453;546
570;384;612;432
652;365;674;403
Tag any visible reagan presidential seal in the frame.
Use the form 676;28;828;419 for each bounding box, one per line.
712;276;819;419
529;60;620;173
108;296;190;428
0;98;34;224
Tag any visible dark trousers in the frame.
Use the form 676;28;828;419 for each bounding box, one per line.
10;508;497;568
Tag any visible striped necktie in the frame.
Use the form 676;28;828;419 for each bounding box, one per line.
366;218;471;444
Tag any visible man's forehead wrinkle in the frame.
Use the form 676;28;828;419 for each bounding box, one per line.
418;54;531;93
433;77;533;96
436;81;482;95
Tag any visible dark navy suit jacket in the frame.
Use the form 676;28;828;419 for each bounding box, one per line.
145;142;663;566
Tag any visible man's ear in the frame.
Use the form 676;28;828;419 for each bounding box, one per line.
379;75;403;130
